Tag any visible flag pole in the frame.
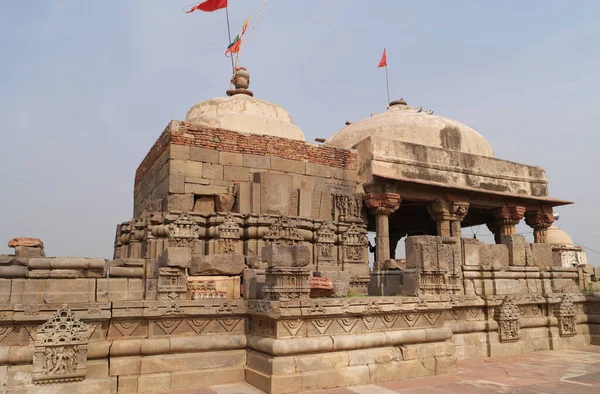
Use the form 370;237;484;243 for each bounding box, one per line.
225;6;235;75
385;65;390;106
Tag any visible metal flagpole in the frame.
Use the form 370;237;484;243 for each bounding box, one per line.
225;6;235;75
385;64;390;105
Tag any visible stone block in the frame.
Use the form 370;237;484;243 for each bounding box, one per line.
0;279;11;302
203;163;224;180
262;244;310;268
405;236;438;269
168;174;185;194
163;193;194;212
224;165;250;181
315;270;350;297
271;157;306;174
145;278;157;300
215;194;235;212
292;174;316;190
193;195;215;213
0;265;27;278
109;356;141;376
501;234;528;266
255;172;292;215
236;183;252;214
462;238;481;266
298;189;313;218
347;347;402;366
593;267;600;282
219;151;243;166
301;365;369;391
185;183;229;195
169;144;190;160
140;350;245;374
170;159;203;178
243;268;265;299
185;176;210;185
530;243;554;268
480;244;509;267
369;270;403;296
14;246;44;258
305;162;332;178
137;372;171;392
190;253;246;275
117;375;138;393
190;146;219;163
242;153;270;169
158;247;192;268
128;278;145;300
44;278;95;303
295;352;348;372
170;367;245;389
97;278;128;301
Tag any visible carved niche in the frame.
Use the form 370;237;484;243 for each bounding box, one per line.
335;194;364;222
316;222;337;267
554;294;578;337
157;267;187;300
263;217;303;246
187;280;227;300
495;296;520;343
263;267;310;301
218;213;241;254
167;213;200;247
341;223;368;264
33;306;91;384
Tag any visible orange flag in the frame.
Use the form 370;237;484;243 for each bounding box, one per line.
377;48;387;68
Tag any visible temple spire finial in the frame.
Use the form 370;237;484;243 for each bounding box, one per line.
226;67;253;97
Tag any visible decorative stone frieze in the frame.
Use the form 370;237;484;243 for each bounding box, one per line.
167;213;200;247
33;306;91;384
263;216;303;245
341;223;368;264
554;294;577;337
315;221;337;269
495;296;520;343
217;213;241;254
263;267;311;301
334;193;364;222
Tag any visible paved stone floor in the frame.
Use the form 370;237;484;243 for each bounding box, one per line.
169;346;600;394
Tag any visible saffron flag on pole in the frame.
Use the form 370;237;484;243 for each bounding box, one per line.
378;48;387;68
225;17;250;57
185;0;228;13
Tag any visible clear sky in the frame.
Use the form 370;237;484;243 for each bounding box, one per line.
1;1;599;265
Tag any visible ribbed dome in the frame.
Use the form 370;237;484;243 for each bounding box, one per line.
546;224;574;245
325;100;494;157
185;94;305;141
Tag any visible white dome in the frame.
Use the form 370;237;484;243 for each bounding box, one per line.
546;224;573;245
325;100;494;157
185;94;305;141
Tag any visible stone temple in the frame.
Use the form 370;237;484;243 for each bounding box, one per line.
1;68;599;393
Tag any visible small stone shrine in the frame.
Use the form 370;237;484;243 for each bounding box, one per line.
1;69;599;393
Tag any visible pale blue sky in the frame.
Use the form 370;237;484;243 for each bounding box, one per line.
1;1;599;264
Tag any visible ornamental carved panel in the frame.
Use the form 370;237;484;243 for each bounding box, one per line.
33;306;91;384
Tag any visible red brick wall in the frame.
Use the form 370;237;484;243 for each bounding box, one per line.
135;121;356;185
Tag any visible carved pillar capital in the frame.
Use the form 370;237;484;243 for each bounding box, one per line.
363;193;401;216
427;199;470;237
487;205;526;243
525;206;554;243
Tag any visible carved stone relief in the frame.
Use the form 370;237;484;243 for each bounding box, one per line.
33;306;91;384
495;296;520;343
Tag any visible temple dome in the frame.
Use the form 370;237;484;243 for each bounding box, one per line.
546;224;574;245
325;100;494;157
185;94;305;141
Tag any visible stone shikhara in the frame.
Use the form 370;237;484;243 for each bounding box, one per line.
1;69;599;394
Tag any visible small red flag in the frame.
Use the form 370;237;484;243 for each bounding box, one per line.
377;48;387;68
185;0;228;13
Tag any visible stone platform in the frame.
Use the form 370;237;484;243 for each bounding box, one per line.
166;345;600;394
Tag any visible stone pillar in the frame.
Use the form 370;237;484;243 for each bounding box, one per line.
427;200;469;237
363;193;401;264
488;206;526;244
525;206;554;243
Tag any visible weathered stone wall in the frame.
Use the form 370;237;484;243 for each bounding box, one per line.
133;121;358;218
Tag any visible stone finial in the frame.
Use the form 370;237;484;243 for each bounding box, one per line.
8;237;45;258
226;67;253;97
